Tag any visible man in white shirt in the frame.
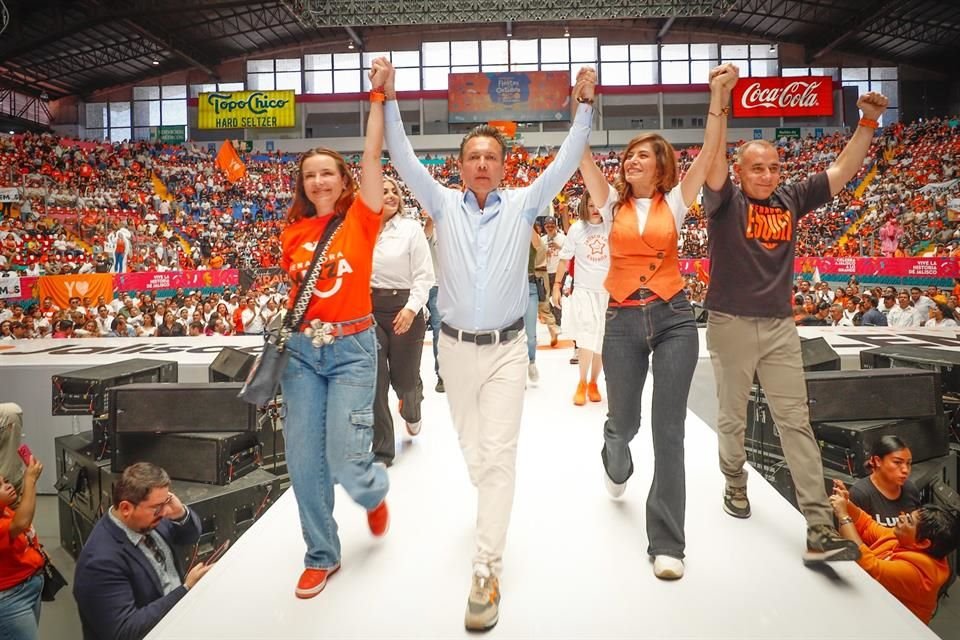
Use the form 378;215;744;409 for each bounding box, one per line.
887;291;917;328
383;61;595;632
910;287;936;326
537;215;564;345
239;298;265;335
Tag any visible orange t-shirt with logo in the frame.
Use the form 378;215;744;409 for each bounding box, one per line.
281;196;381;323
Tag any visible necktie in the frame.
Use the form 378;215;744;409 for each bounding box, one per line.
141;533;165;566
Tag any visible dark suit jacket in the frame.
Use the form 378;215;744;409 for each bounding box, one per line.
73;509;201;640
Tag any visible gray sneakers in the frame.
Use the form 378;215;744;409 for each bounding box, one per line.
723;484;751;519
464;573;500;632
805;524;862;562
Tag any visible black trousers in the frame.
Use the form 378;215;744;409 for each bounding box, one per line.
372;289;426;462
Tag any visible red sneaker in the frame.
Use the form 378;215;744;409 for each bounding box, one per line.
367;500;389;537
295;563;340;599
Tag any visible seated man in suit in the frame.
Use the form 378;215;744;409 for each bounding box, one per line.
74;462;213;640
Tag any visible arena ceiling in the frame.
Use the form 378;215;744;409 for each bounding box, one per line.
0;0;957;101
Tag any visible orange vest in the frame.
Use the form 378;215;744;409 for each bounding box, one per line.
604;193;685;303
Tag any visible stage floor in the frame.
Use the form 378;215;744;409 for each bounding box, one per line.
146;341;935;640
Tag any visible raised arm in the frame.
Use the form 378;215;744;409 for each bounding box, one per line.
382;61;447;217
825;92;889;197
681;64;738;207
523;68;596;214
358;58;389;212
579;146;611;210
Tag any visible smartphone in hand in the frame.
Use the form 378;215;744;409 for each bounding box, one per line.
17;444;33;466
205;539;231;565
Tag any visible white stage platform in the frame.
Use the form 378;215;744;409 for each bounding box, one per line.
143;341;936;640
3;327;960;493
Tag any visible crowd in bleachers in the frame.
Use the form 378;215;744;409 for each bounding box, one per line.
2;115;959;279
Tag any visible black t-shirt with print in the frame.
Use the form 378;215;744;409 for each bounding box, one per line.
703;173;831;317
849;476;922;527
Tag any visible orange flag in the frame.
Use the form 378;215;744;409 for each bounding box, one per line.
37;274;113;310
488;121;517;138
216;140;247;183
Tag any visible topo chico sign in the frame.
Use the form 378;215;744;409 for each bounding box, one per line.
731;76;834;118
198;90;296;129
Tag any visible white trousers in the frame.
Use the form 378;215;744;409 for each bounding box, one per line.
438;332;527;578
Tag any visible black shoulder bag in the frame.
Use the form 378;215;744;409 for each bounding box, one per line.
239;215;344;406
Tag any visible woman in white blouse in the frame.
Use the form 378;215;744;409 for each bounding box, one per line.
370;177;435;466
925;302;958;328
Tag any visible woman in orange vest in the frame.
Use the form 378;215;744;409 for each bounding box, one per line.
576;64;739;581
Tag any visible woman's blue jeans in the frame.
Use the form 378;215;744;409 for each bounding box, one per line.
281;327;390;569
0;573;42;640
601;292;698;560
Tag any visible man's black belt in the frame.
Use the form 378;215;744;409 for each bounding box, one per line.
528;274;539;283
440;317;525;346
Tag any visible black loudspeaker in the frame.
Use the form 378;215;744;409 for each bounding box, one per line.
816;416;949;475
54;432;111;520
112;431;261;485
805;368;943;423
58;497;97;560
109;383;257;434
209;347;257;383
859;345;960;395
52;359;178;416
800;337;841;372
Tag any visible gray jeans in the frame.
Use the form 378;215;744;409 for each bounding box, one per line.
706;312;832;527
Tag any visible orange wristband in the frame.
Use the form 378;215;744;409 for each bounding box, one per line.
369;87;385;103
859;117;879;129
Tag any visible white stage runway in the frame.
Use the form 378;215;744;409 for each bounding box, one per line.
134;335;941;640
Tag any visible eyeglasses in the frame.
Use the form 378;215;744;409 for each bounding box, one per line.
141;494;173;516
141;533;165;566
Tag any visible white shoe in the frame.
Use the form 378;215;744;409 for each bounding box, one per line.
405;419;421;437
603;469;626;499
528;362;539;384
653;555;684;580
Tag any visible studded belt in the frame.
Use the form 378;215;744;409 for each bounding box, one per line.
302;315;374;347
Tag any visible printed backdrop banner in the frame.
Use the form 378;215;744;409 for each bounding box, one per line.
0;272;22;299
0;187;21;203
448;71;571;123
114;269;239;292
677;257;960;280
36;274;113;309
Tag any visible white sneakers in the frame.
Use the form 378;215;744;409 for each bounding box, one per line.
527;362;539;384
653;555;684;580
603;470;626;499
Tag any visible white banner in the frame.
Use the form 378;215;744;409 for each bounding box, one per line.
0;187;21;203
0;272;21;298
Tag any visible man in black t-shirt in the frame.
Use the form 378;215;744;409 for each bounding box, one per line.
702;89;889;562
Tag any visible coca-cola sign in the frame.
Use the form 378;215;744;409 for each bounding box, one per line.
732;76;834;118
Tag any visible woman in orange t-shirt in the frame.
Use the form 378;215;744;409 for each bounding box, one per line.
0;457;45;640
278;58;391;601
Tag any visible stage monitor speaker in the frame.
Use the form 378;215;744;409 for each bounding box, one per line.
112;431;261;485
858;345;960;395
209;347;257;383
52;358;178;416
109;383;257;434
800;337;841;372
805;368;943;423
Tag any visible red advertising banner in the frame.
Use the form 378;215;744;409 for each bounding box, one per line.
732;76;834;118
448;71;571;123
7;270;240;304
677;258;960;281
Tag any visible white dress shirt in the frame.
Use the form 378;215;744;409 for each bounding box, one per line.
371;215;434;314
384;100;593;331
